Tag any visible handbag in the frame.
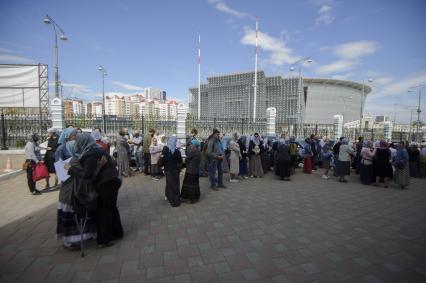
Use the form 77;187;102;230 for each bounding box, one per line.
32;162;49;182
22;161;29;170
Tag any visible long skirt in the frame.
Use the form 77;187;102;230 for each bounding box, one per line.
337;160;351;176
409;161;419;178
165;170;181;207
360;164;374;185
222;154;230;173
117;153;131;176
420;162;426;178
394;164;410;187
261;152;270;173
239;157;248;176
56;202;97;246
151;164;161;176
304;157;312;174
95;178;124;245
276;161;291;179
249;155;264;177
180;172;200;201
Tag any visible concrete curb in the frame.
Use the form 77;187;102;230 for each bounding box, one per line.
0;150;25;155
0;169;24;182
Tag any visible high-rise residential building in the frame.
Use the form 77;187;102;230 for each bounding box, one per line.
125;93;144;117
63;98;73;118
105;95;126;116
188;71;371;124
144;87;166;101
86;101;103;117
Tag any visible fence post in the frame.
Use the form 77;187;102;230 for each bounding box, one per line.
213;117;217;129
266;107;276;137
333;115;343;141
241;118;244;135
141;115;145;135
51;97;65;130
176;103;186;146
1;108;8;150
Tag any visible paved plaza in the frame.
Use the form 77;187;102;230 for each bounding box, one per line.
0;169;425;283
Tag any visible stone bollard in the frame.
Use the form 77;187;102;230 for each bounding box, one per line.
176;103;186;147
383;121;393;142
266;107;277;137
51;97;65;130
333;114;343;141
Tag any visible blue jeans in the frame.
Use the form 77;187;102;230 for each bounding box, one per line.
135;151;143;170
208;159;223;187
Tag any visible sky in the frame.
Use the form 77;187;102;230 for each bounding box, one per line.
0;0;425;123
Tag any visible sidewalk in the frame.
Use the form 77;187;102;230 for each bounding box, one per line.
0;169;425;282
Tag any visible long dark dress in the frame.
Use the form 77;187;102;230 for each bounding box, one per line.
408;148;419;177
238;138;248;177
68;148;123;245
45;135;59;173
275;144;291;179
162;146;182;207
374;148;393;178
181;149;201;202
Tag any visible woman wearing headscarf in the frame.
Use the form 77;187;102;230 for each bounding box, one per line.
275;136;291;181
68;133;123;248
419;144;426;178
359;141;376;185
161;136;182;207
55;127;77;162
337;138;355;182
229;133;241;182
373;140;393;187
303;138;313;174
393;142;410;189
180;139;201;203
321;140;333;179
407;143;420;178
56;140;97;251
24;133;43;195
248;133;264;177
44;128;59;189
91;129;109;153
116;128;132;177
261;137;270;174
237;136;249;179
149;137;163;180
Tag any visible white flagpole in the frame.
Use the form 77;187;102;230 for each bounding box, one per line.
198;33;201;121
253;17;258;122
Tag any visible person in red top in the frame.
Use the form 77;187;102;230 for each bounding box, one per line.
92;128;109;154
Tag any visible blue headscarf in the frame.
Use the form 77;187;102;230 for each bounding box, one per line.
395;144;409;164
58;127;76;145
191;139;200;149
91;130;102;141
65;140;77;157
167;136;177;153
75;132;97;160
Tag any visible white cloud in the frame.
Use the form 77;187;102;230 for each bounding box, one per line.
316;4;334;25
111;80;144;91
369;72;426;99
0;53;37;64
210;1;254;20
241;27;299;66
0;47;12;53
316;40;380;74
334;41;380;59
61;82;93;94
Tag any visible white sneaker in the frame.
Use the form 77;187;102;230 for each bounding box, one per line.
230;179;239;183
321;174;329;179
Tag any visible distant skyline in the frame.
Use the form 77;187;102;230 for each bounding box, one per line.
0;0;425;123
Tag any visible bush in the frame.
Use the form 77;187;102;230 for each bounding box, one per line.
15;139;26;148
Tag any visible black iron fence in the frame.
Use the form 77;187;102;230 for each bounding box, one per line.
0;111;416;148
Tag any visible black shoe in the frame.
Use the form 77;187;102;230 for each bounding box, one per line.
210;186;219;191
218;185;227;189
32;190;42;195
97;242;114;249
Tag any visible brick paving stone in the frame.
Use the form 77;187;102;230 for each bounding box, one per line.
0;170;425;282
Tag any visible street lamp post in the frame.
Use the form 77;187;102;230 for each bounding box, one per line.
43;14;68;98
359;78;373;136
408;84;426;142
98;66;108;133
290;57;312;138
342;95;353;123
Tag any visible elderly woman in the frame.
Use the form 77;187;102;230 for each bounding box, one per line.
91;129;109;153
56;140;97;251
337;138;355;183
237;136;249;179
44;128;59;189
162;136;182;207
359;141;376;185
420;145;426;178
374;140;393;187
394;142;410;189
68;133;123;248
116;129;132;177
229;133;241;182
149;137;163;180
249;133;264;178
321;140;333;179
275;136;291;181
180;139;201;203
55;127;77;162
24;133;43;195
408;143;420;178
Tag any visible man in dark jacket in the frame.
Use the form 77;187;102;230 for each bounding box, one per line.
206;128;226;190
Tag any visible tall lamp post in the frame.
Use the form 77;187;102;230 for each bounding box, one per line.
359;78;373;136
290;57;313;137
98;66;108;133
43;14;68;98
408;84;426;142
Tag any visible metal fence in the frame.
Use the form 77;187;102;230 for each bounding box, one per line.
0;111;416;148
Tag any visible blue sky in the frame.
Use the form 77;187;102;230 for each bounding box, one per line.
0;0;425;123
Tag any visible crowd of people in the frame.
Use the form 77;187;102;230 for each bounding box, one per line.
23;126;426;251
